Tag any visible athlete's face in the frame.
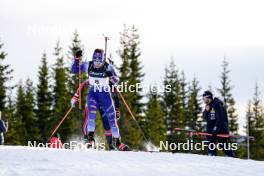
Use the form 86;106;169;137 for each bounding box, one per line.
93;52;104;68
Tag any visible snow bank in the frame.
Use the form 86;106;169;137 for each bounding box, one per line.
0;146;263;176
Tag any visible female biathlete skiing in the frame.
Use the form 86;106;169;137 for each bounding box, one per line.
71;49;130;151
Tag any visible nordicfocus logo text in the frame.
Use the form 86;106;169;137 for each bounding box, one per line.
159;140;238;151
92;82;172;94
27;141;106;150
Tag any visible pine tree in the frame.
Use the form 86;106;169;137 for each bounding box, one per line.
118;25;137;148
118;25;130;82
118;25;145;149
245;100;253;138
52;41;73;141
0;39;13;113
128;26;145;115
247;83;264;160
24;78;41;142
144;88;166;146
180;71;188;127
239;100;254;159
185;77;206;154
162;60;185;146
5;93;19;144
14;81;27;144
67;31;87;138
67;30;83;97
186;77;203;131
217;58;238;134
36;53;52;142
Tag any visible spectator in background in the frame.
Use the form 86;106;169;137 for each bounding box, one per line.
0;111;8;145
202;91;234;157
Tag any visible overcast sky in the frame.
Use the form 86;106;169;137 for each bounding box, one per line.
1;0;264;133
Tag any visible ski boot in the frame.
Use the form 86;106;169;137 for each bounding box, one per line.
105;135;116;150
84;132;95;149
114;138;131;151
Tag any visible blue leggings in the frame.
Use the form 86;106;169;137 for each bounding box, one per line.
84;88;120;138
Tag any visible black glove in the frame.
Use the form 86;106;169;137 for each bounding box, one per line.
212;126;218;138
75;49;83;58
106;71;113;77
115;108;120;120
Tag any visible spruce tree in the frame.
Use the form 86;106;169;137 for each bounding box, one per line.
245;100;253;138
144;88;166;146
24;78;41;142
67;30;83;97
217;58;238;134
240;100;254;159
0;39;13;113
5;93;19;144
247;83;264;160
127;26;145;115
118;25;136;147
67;31;87;138
52;41;73;141
162;61;176;136
180;71;188;127
36;52;52;142
185;78;206;154
14;81;27;144
118;25;144;149
0;39;14;144
162;60;185;147
186;77;203;131
118;25;130;82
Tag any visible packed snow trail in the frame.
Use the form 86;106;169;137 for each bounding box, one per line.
0;146;263;176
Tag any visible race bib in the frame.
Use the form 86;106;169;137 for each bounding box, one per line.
89;76;109;86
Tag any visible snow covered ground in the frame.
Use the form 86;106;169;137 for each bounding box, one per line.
0;146;263;176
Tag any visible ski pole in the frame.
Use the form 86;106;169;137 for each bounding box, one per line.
78;56;82;110
197;132;254;140
175;127;233;139
175;128;254;140
102;35;114;66
103;34;110;60
115;88;148;142
47;107;73;142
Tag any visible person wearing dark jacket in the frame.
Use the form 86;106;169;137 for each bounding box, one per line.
0;111;8;145
202;91;234;157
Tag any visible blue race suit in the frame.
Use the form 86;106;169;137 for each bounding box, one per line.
71;60;120;139
78;80;120;138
